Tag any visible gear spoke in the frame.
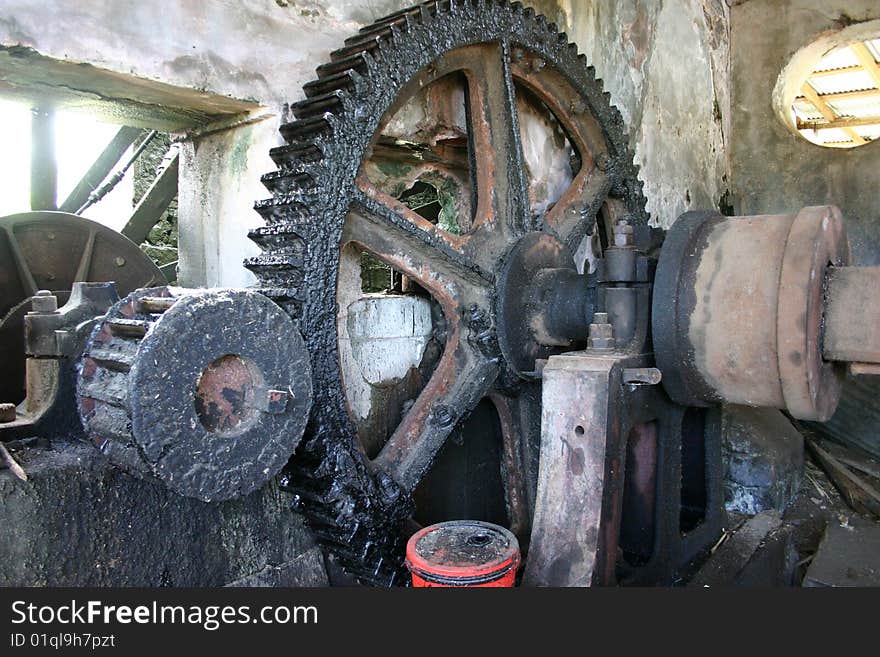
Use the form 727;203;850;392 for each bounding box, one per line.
465;40;531;244
541;167;612;250
373;339;500;494
348;186;491;290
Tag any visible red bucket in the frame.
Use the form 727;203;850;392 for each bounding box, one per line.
405;520;520;587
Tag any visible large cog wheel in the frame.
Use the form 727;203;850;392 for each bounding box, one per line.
246;0;648;585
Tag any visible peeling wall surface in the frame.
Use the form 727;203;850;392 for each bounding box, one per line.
540;0;731;227
729;0;880;265
0;0;731;287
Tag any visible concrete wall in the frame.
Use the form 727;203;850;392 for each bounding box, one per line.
729;0;880;265
1;0;731;287
541;0;731;228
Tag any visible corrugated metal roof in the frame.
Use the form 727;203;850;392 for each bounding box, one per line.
792;38;880;147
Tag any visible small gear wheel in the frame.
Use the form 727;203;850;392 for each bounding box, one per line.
78;286;313;502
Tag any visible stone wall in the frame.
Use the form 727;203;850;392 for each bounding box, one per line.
0;442;327;586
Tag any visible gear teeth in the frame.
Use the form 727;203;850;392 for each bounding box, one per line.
247;224;307;254
331;33;388;62
303;70;358;99
367;3;426;31
251;288;303;318
269;142;324;169
346;24;390;46
316;52;369;79
85;347;135;372
243;255;305;288
290;91;344;121
261;168;316;195
253;197;311;224
280;115;333;143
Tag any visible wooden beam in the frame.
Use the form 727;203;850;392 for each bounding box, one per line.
800;82;867;145
851;42;880;90
796;87;880;103
60;126;144;214
797;115;880;130
121;151;178;245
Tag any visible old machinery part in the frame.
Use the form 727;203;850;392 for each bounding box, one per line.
77;286;313;502
0;282;120;442
246;0;658;585
524;350;723;586
0;211;165;408
653;205;880;422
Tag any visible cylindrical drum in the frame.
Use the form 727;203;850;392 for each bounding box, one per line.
405;520;520;587
653;206;849;421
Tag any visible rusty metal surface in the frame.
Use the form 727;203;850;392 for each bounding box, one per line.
776;206;848;422
0;282;119;443
524;350;724;586
0;211;164;406
194;355;258;433
524;352;616;586
653;206;850;421
78;286;313;502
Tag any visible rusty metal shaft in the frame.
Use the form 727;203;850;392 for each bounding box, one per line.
824;266;880;372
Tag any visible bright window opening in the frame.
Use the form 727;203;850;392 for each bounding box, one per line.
791;37;880;148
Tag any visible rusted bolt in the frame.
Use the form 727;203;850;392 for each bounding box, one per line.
0;403;16;423
587;312;615;351
431;405;455;429
570;98;586;115
530;57;545;72
30;290;58;314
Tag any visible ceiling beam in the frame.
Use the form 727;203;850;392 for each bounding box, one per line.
809;64;863;78
800;82;867;145
851;42;880;90
797;115;880;130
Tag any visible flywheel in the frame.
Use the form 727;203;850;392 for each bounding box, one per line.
246;0;649;585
